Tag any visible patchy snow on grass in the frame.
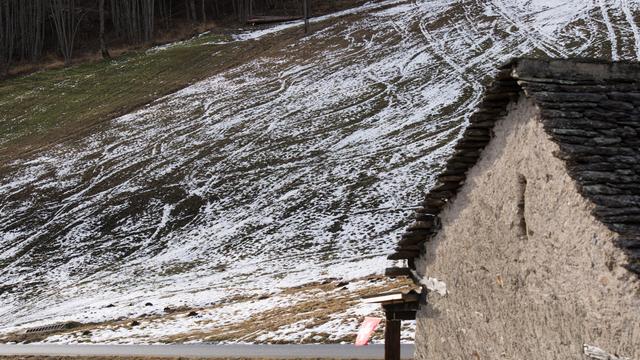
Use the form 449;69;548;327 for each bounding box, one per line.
1;0;639;345
37;277;411;344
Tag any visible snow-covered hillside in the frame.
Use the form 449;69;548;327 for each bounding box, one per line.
1;0;639;343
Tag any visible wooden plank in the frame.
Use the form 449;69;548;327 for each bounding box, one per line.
362;289;421;304
362;293;404;304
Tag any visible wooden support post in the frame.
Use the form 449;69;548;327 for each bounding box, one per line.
363;289;419;360
384;318;401;360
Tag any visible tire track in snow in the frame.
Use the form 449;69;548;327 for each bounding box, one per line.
599;0;619;60
485;0;569;57
620;0;640;60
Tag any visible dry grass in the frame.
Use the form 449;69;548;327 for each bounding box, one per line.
9;45;133;76
5;20;228;78
0;276;415;345
0;302;226;344
162;276;414;344
0;30;230;161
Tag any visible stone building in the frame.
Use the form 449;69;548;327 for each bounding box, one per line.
388;59;640;359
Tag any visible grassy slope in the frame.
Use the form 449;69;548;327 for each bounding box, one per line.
0;0;372;162
0;32;274;161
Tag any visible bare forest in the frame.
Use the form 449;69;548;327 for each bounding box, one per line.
0;0;314;77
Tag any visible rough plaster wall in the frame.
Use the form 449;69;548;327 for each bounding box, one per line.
414;97;640;360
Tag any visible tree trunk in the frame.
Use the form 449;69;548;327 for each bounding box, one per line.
12;0;46;63
213;0;219;19
189;0;197;23
303;0;309;34
201;0;206;23
0;0;16;78
50;0;83;67
32;0;46;62
99;0;111;59
142;0;155;43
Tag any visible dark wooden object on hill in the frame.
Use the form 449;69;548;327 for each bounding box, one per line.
247;15;302;24
24;321;80;334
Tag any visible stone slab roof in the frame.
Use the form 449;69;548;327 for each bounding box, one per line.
389;58;640;275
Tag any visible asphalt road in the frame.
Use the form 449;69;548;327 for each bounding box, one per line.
0;344;415;359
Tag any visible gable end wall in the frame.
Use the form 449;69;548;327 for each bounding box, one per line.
414;96;640;359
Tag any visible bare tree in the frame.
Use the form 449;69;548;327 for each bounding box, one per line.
201;0;206;23
185;0;197;23
190;0;197;22
99;0;110;59
141;0;155;43
211;0;220;19
16;0;46;62
0;0;16;77
302;0;309;33
157;0;173;29
50;0;84;67
111;0;155;45
233;0;248;22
